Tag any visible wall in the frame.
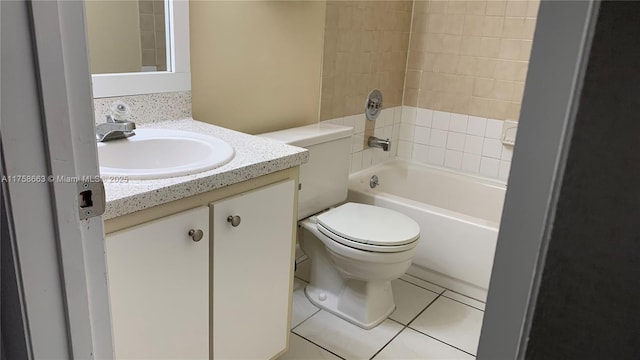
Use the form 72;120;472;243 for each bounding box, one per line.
190;1;326;135
85;0;142;74
404;0;539;120
319;1;412;120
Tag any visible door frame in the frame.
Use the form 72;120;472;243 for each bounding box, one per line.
477;1;599;358
1;0;112;358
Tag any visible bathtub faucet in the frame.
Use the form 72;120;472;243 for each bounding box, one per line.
368;136;390;151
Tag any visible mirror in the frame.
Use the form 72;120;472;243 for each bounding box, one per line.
85;0;169;74
86;0;191;98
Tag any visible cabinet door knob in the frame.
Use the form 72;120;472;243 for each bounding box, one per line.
188;229;204;242
227;215;241;227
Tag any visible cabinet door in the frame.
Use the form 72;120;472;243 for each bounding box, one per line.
106;207;209;359
211;180;295;359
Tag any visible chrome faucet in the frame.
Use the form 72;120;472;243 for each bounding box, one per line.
96;114;136;142
368;136;391;152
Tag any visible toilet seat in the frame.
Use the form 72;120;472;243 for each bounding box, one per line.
316;203;420;253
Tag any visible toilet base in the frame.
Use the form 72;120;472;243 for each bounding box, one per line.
304;279;395;330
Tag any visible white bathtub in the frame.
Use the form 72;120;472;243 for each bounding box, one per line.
348;159;506;300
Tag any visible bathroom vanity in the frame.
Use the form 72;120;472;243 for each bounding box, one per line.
102;119;307;359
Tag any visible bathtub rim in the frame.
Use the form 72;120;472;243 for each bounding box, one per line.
348;158;506;230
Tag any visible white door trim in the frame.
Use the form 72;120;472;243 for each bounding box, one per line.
1;0;113;358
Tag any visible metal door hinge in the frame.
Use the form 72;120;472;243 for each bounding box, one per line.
77;178;105;220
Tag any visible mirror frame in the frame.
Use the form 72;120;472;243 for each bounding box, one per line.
90;0;190;98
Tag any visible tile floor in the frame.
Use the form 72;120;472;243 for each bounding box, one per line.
279;260;485;360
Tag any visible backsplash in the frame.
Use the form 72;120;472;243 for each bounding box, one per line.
93;91;191;125
321;106;402;174
398;106;514;181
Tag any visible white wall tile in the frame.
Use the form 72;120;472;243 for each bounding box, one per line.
450;113;469;133
482;138;503;159
352;133;364;153
480;157;500;177
427;146;445;165
429;129;448;148
352;114;366;133
362;148;373;168
467;116;487;136
461;153;481;173
399;124;415;141
392;124;400;142
343;115;355;130
399;108;516;181
401;106;417;125
499;160;511;180
413;126;431;145
464;135;484;155
393;107;403;124
412;143;429;163
383;125;393;140
446;132;466;151
485;119;503;139
501;145;513;161
373;148;387;165
416;108;434;127
432;111;451;130
351;152;363;173
377;109;393;128
397;141;413;159
444;150;463;169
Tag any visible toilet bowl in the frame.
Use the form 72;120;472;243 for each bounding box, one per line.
299;202;419;329
259;123;420;329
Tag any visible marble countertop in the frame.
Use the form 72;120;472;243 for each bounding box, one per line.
103;118;308;220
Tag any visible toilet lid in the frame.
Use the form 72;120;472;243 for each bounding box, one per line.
317;203;420;247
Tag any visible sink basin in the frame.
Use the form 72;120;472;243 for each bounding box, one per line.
98;128;235;180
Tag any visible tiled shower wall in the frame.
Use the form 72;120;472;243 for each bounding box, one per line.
322;107;403;174
398;106;513;181
404;0;539;120
319;1;412;120
320;0;536;182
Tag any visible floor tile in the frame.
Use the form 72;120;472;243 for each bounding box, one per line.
278;333;342;360
373;328;474;360
291;278;319;329
410;296;484;355
389;279;439;325
295;258;311;283
293;311;403;360
400;274;446;294
442;290;486;311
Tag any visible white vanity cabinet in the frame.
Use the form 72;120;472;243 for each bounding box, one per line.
105;174;298;359
106;206;210;359
211;179;296;359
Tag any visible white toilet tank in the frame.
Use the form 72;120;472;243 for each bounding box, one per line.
260;123;353;220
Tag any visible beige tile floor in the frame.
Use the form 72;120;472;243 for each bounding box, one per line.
280;260;485;360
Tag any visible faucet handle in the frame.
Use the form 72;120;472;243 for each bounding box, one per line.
109;101;132;122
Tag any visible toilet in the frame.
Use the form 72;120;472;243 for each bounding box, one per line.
260;123;420;329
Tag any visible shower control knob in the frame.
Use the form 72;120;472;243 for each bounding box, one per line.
227;215;241;227
188;229;204;242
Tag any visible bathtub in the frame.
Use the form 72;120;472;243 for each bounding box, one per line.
348;159;506;300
